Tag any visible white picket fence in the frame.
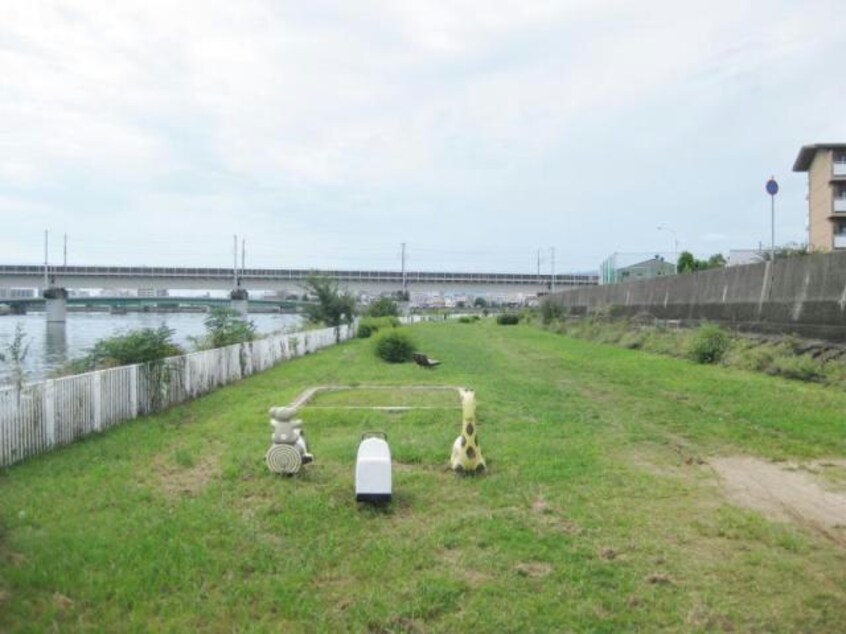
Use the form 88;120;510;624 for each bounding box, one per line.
0;324;354;468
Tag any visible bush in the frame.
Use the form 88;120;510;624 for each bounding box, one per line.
357;323;377;338
540;299;564;324
374;330;416;363
367;296;400;318
768;355;829;382
688;324;731;364
496;313;520;325
357;316;401;338
65;325;183;373
191;307;257;349
458;316;478;324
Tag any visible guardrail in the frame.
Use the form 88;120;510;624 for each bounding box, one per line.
0;324;355;468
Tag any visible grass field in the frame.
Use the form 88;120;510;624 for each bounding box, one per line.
1;321;845;632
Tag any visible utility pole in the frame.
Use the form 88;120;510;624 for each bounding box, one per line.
241;238;246;278
233;234;238;286
401;242;407;295
44;229;49;287
63;233;67;268
537;249;541;283
657;225;679;256
550;247;556;294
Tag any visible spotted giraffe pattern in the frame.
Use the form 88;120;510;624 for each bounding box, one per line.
450;389;486;474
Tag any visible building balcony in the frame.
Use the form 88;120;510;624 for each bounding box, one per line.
834;198;846;213
834;235;846;249
834;163;846;177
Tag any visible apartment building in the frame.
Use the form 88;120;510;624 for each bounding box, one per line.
793;143;846;251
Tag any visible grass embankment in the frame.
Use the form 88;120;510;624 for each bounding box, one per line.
549;316;846;388
1;321;845;632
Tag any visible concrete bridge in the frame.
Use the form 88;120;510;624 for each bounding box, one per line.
0;264;598;295
0;295;309;315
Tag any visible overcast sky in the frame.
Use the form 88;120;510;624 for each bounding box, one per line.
1;1;843;273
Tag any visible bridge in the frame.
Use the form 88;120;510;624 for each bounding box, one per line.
0;264;598;295
0;295;309;315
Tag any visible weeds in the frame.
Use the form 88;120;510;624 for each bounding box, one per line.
548;316;846;388
688;324;731;364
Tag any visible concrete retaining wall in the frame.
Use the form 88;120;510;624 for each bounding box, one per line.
547;251;846;341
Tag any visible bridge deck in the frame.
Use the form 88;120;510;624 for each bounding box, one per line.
0;265;598;288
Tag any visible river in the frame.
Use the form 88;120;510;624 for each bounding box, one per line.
0;312;304;386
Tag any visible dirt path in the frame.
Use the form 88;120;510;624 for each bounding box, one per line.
710;457;846;545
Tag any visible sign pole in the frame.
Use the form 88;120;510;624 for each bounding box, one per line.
766;177;779;262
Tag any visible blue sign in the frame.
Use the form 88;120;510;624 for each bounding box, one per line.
766;178;779;196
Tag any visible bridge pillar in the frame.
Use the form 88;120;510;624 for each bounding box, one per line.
230;288;249;316
43;287;68;323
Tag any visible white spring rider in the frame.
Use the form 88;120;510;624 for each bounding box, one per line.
266;406;314;475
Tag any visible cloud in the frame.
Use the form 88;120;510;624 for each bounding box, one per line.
1;1;844;270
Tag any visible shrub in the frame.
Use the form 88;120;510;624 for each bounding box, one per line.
540;299;564;324
374;330;416;363
458;316;475;324
367;296;400;318
357;323;377;338
191;308;257;349
497;313;520;325
688;324;731;364
768;355;829;382
65;325;184;373
357;316;401;338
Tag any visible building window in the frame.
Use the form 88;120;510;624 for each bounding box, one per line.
834;150;846;164
837;184;846;199
834;220;846;236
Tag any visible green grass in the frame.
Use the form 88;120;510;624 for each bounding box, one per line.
307;387;461;409
1;322;846;632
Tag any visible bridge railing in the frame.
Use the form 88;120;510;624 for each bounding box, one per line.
0;323;354;469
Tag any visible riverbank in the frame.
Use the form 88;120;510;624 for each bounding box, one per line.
1;321;845;631
545;314;846;389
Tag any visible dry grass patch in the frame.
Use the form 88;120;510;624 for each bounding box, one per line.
709;456;846;545
145;443;222;498
514;561;553;578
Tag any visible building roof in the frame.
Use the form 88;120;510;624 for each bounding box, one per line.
793;143;846;172
619;257;674;271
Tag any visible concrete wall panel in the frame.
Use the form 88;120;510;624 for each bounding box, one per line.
549;252;846;341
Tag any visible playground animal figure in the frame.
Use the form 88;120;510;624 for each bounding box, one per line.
450;388;486;474
265;406;314;475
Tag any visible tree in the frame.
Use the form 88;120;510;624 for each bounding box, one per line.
677;251;726;273
677;251;698;273
303;276;357;342
367;296;399;318
0;323;29;395
473;297;488;308
192;307;257;350
707;253;727;269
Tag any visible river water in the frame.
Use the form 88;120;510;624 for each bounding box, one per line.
0;312;303;386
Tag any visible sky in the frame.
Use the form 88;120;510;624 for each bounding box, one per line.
1;0;844;274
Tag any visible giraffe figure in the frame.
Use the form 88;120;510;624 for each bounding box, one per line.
450;388;486;474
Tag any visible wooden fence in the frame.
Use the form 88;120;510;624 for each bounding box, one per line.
0;324;354;468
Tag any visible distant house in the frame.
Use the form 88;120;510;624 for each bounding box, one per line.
727;250;766;267
617;257;676;283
